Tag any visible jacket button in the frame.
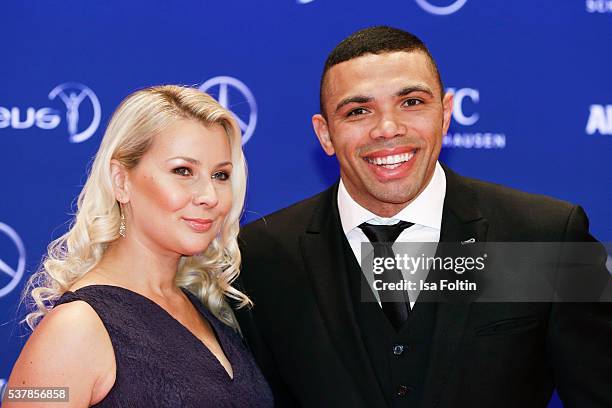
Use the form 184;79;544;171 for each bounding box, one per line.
392;344;405;355
396;385;410;397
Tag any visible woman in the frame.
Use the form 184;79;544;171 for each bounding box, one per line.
5;86;273;407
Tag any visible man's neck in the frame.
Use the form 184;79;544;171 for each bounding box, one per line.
337;161;447;233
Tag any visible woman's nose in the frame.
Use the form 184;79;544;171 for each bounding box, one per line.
192;181;219;208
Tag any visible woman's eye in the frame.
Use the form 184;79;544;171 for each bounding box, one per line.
212;171;230;181
347;107;369;117
403;98;423;107
173;167;193;176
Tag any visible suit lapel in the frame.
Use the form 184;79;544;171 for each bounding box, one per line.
299;183;387;407
298;168;490;406
422;166;490;407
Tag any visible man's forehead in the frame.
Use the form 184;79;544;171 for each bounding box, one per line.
323;50;439;100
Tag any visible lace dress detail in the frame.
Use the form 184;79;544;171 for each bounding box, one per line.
55;285;273;407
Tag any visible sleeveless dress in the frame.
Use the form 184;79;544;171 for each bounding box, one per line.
54;285;273;407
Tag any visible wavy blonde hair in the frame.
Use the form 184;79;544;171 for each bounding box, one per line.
24;85;251;330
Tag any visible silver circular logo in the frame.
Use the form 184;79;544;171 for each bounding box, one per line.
0;379;7;401
48;82;102;143
199;76;258;145
415;0;468;15
0;222;26;298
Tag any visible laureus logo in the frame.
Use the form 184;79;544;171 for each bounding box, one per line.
48;83;102;143
0;82;101;143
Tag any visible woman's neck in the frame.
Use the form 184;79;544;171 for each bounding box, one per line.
91;235;183;298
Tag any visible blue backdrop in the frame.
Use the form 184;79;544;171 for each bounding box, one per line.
1;1;610;406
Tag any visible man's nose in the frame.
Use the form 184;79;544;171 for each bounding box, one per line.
369;111;406;140
193;180;219;208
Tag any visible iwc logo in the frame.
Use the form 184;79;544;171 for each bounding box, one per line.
443;87;507;149
199;76;258;145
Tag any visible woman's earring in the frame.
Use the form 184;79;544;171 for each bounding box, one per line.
119;207;126;238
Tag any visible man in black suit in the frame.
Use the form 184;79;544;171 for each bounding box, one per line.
236;26;611;407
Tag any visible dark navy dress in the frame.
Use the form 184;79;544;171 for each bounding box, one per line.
55;285;273;407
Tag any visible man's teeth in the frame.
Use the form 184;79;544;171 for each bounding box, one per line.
365;152;414;168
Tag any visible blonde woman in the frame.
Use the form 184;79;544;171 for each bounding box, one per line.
5;86;273;407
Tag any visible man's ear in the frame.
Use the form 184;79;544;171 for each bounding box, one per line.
110;159;130;204
442;91;454;136
312;114;335;156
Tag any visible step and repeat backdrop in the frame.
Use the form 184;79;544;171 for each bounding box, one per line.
1;1;610;405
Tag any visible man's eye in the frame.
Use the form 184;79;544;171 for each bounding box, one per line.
403;98;423;107
347;107;369;117
173;167;193;176
212;171;230;181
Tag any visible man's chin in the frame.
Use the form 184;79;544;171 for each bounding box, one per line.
374;193;419;206
365;184;421;208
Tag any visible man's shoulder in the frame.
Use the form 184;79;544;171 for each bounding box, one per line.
240;185;334;242
463;174;574;212
450;169;584;238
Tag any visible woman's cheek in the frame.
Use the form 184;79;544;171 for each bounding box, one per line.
218;186;233;216
155;180;192;211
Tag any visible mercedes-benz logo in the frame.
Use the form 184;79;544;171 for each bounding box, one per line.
415;0;468;15
199;76;258;145
0;222;26;298
0;379;7;401
48;82;102;143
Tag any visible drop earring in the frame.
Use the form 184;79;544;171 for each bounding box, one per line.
119;206;126;237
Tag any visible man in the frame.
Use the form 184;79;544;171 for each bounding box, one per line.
235;26;611;407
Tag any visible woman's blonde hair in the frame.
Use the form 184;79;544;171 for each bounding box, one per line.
24;85;251;330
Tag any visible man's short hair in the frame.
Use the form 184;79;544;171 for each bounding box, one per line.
319;26;444;117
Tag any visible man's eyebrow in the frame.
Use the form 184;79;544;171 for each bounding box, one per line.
335;95;373;113
396;85;434;98
167;156;201;165
333;86;435;113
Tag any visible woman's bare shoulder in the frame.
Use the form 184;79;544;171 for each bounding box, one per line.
6;299;116;407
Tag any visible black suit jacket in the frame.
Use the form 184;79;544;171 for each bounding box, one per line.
236;167;612;407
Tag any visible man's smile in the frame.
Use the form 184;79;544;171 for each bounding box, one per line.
363;150;416;169
361;147;419;180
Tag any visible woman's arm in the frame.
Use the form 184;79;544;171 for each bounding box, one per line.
4;301;115;407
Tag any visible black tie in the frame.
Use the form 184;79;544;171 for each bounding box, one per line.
359;221;414;330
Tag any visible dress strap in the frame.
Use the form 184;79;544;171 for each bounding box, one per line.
53;290;82;307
